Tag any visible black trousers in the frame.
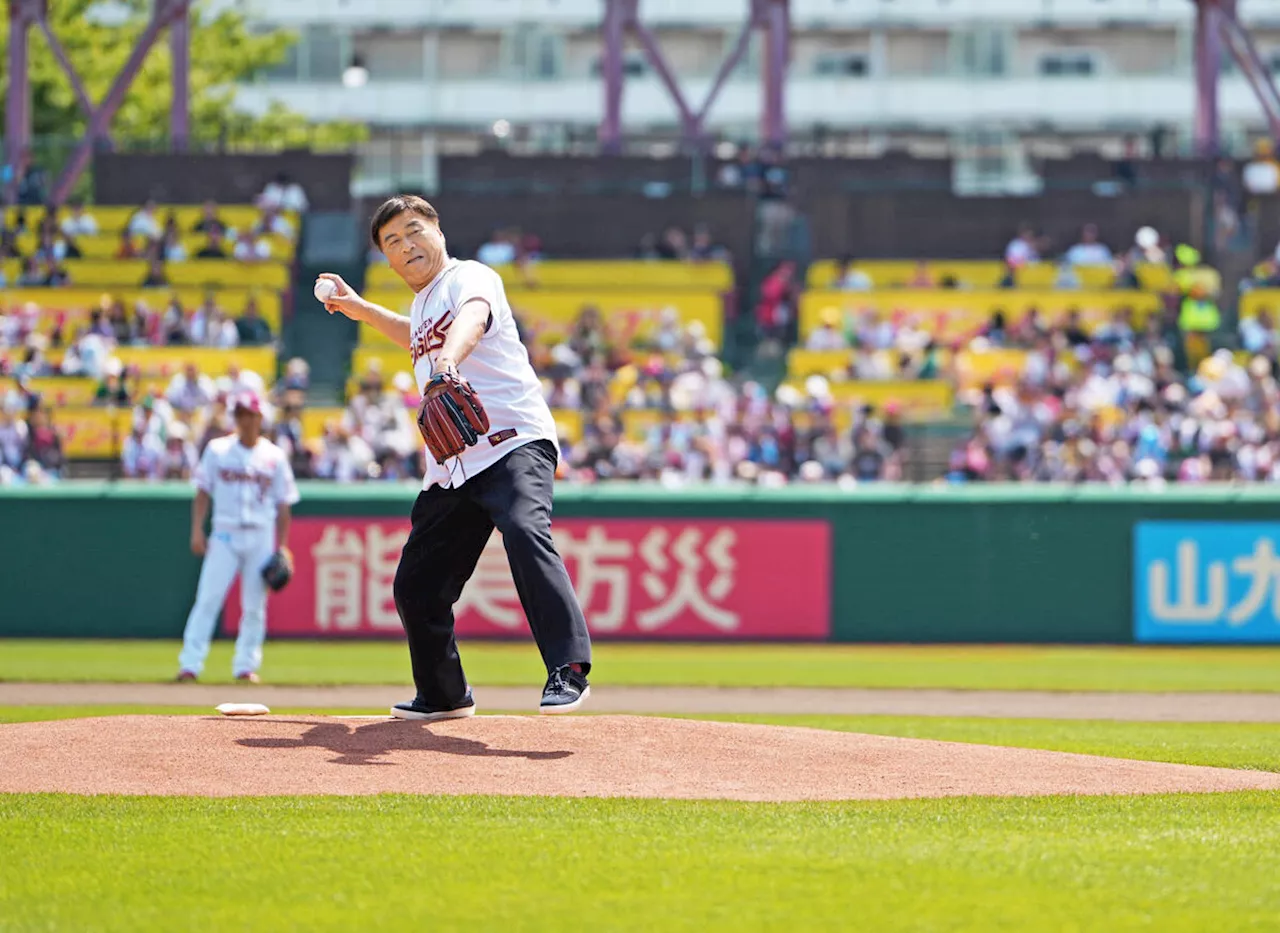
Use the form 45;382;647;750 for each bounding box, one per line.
392;439;592;707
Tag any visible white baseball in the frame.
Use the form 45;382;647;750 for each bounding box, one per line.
314;278;338;302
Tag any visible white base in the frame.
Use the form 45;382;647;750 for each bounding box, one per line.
539;684;590;715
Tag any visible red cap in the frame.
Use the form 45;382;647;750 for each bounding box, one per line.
232;392;262;414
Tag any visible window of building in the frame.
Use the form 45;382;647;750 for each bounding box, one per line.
254;26;300;81
954;26;1009;77
590;52;648;78
1039;51;1098;77
505;26;564;80
814;53;870;77
305;25;344;82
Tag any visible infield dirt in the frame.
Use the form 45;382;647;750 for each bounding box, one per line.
2;714;1279;801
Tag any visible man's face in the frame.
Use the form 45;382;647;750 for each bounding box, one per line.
379;211;446;287
235;408;260;437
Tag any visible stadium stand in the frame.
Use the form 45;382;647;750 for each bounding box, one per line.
0;196;297;482
5;188;1280;487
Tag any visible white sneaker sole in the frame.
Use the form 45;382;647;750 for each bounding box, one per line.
539;685;590;715
390;704;477;721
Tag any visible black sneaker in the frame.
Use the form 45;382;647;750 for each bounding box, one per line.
390;692;476;721
539;665;590;715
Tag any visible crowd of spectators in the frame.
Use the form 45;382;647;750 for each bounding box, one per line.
0;292;276;386
9;189;1280;486
0;357;311;485
634;224;732;264
530;303;901;485
948;342;1280;485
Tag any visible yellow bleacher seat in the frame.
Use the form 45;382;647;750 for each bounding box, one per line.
1;346;273;381
1;376;98;406
786;349;855;379
780;380;954;420
1013;264;1111;289
620;408;673;441
4;205;298;236
550;408;583;445
799;290;1161;342
0;259;289;291
0;288;283;330
365;260;733;293
300;406;347;442
1239;289;1280;321
358;289;723;349
13;232;296;262
109;346;276;379
52;407;132;459
351;346;413;379
345;346;414;400
806;260;1173;292
808;260;1007;290
786;347;955;385
954;348;1035;390
299;403;583;446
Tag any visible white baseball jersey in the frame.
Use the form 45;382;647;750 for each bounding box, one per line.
408;258;558;489
194;435;299;530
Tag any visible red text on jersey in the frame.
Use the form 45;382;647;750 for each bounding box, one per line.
410;309;454;368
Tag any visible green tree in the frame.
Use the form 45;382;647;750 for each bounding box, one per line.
0;0;366;155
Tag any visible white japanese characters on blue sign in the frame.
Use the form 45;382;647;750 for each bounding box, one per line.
1135;522;1280;643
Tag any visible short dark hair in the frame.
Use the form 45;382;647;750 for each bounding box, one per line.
370;195;439;249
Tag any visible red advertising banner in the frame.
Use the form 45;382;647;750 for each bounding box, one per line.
225;517;830;640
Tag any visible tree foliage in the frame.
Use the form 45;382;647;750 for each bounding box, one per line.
0;0;366;152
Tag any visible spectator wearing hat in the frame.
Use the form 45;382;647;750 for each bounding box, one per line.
806;307;849;350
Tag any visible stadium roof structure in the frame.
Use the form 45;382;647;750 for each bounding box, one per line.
4;0;1280;204
1192;0;1280;155
4;0;192;206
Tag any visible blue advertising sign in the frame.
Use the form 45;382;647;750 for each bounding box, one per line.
1135;522;1280;643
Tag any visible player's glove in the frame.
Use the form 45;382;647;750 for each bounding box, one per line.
261;547;294;592
416;372;490;464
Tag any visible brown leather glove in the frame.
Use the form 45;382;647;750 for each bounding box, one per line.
416;373;490;464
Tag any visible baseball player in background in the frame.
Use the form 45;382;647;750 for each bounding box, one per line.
176;393;299;683
317;194;593;719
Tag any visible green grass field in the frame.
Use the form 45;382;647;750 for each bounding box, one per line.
4;639;1280;931
4;639;1280;691
3;791;1278;931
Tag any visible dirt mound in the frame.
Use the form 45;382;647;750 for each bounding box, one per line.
2;715;1278;801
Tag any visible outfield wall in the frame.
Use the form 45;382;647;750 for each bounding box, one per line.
3;483;1279;643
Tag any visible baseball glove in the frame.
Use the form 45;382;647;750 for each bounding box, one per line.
261;548;294;592
417;373;490;464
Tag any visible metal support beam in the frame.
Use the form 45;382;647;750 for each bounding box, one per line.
37;18;94;121
1193;0;1221;156
1216;0;1280;143
629;21;699;140
4;0;41;205
598;0;627;154
1191;0;1280;154
695;19;755;130
49;0;190;206
170;5;191;152
599;0;789;153
760;0;789;152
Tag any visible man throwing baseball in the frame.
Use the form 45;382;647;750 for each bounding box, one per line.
176;393;299;683
317;195;592;719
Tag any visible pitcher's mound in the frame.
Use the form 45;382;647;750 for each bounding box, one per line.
2;715;1278;800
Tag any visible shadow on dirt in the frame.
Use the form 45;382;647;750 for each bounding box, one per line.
236;719;574;766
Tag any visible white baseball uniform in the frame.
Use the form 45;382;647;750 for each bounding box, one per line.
408;258;559;489
178;434;299;677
